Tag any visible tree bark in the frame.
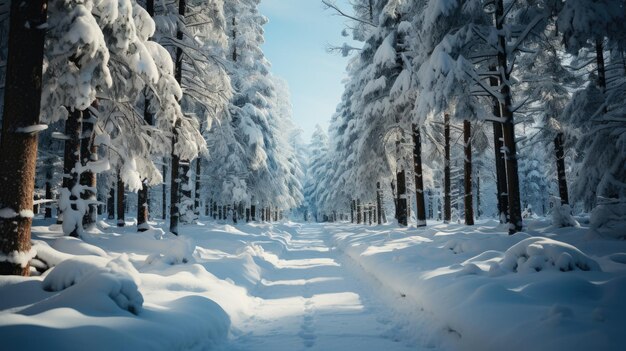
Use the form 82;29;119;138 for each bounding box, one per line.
137;180;149;231
376;182;383;225
117;172;125;227
80;109;97;230
490;66;509;223
0;0;47;275
464;120;474;225
169;0;186;235
444;113;451;223
495;0;523;233
62;109;82;237
108;186;115;220
554;132;569;205
596;39;607;92
357;199;362;224
476;171;481;218
194;158;201;218
412;124;426;226
162;162;167;220
396;170;408;226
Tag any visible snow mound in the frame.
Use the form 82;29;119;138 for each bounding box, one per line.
42;256;109;291
497;237;601;273
39;255;143;314
590;200;626;238
145;236;195;265
551;202;579;228
52;236;108;257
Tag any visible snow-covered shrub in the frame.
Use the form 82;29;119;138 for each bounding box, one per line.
590;199;626;238
497;237;600;273
145;236;195;265
551;202;580;228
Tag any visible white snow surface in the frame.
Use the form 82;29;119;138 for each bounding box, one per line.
0;217;624;350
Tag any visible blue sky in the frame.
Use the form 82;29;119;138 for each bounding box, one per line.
258;0;355;142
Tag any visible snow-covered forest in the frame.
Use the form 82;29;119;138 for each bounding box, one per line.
0;0;625;350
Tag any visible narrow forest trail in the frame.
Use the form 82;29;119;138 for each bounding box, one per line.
224;224;424;351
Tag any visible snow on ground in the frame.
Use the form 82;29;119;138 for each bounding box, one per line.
1;217;625;350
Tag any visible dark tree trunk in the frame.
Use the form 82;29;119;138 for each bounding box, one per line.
45;181;52;219
596;39;607;92
169;0;186;235
554;132;569;205
490;66;509;223
108;186;115;220
138;182;149;231
444;113;451;223
194;158;201;218
162;162;167;220
357;199;362;224
138;95;153;232
412;124;426;226
495;0;522;233
62;109;83;237
80;109;97;230
376;182;383;225
251;204;256;221
464;121;475;225
476;171;481;218
0;0;47;275
117;172;125;227
351;199;355;223
396;170;408;226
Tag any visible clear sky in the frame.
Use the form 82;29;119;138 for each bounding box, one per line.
258;0;355;143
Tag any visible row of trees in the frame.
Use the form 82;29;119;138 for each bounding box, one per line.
305;0;625;232
0;0;303;276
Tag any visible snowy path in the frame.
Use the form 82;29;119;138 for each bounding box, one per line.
225;224;421;351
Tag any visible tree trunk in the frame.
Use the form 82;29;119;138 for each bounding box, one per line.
476;171;481;218
194;158;201;218
251;204;256;221
351;199;355;223
397;170;408;226
495;0;522;234
45;181;52;219
356;199;362;224
80;109;97;230
0;0;47;275
138;94;153;232
412;124;426;226
108;186;115;220
137;181;149;231
596;39;607;92
443;113;451;223
62;109;82;237
169;0;186;235
117;172;125;227
490;66;509;223
162;162;167;220
464;120;475;225
376;182;383;225
554;132;569;205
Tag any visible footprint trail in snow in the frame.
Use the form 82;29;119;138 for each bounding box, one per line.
226;224;422;351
